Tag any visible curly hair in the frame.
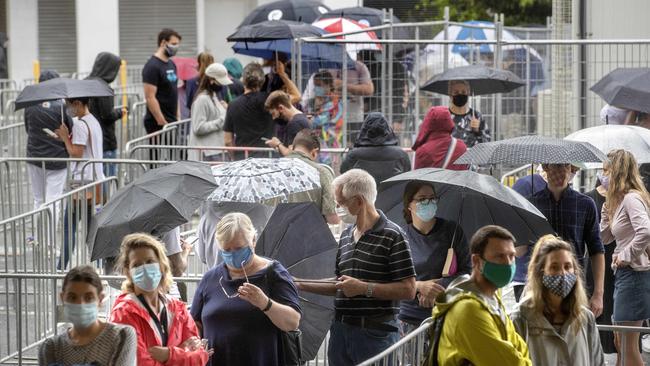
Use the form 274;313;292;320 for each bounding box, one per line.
115;233;173;294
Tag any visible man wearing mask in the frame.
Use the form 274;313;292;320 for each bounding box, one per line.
142;28;181;135
263;90;310;156
433;225;531;365
448;80;490;147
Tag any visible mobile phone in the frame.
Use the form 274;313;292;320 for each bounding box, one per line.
43;128;58;138
185;235;199;245
260;137;270;142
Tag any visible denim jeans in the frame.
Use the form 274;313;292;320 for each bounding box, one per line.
103;149;117;177
327;320;399;366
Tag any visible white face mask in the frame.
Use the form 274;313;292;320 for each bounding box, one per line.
337;206;357;224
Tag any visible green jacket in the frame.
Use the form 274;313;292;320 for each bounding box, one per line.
431;275;531;366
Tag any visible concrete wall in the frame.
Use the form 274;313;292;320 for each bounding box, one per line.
7;0;38;82
75;0;119;73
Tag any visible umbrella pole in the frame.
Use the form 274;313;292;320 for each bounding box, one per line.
530;163;534;193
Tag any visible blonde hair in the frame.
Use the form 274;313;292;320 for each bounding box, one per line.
216;213;256;248
197;52;215;78
524;235;588;334
448;79;471;95
116;233;173;294
605;149;650;219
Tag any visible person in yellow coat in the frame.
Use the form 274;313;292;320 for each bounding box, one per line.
431;225;531;366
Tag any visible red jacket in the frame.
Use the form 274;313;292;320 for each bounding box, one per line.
110;292;210;366
412;106;468;170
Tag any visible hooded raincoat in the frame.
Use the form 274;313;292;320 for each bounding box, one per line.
86;52;122;152
110;292;210;366
413;106;468;170
431;275;531;366
510;299;604;366
340;112;411;185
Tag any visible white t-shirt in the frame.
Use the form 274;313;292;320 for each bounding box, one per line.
71;113;104;182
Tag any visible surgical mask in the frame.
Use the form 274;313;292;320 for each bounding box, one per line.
337;206;357;225
221;246;253;269
481;259;515;288
66;105;77;118
130;263;162;292
598;173;610;190
452;94;469;107
64;302;98;328
165;43;179;57
209;82;222;93
542;273;577;298
415;201;437;221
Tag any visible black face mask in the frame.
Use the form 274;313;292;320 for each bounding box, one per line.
452;94;469;107
208;83;222;93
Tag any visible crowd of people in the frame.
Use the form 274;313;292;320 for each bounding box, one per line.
23;26;650;366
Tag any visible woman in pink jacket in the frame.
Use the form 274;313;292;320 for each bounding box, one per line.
412;106;468;170
110;233;212;366
600;149;650;366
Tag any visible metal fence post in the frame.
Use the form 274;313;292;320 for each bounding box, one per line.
443;7;450;72
342;47;348;148
388;8;395;123
414;28;421;134
494;15;504;141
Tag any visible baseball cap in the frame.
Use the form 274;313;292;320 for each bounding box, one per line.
204;63;233;86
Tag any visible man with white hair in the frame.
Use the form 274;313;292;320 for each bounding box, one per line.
296;169;416;365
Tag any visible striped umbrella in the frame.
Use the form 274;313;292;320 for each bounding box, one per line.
312;17;381;57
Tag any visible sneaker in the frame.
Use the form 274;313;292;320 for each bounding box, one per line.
642;334;650;353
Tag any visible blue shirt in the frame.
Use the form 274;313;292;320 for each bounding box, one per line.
515;186;604;282
512;174;547;197
190;260;301;366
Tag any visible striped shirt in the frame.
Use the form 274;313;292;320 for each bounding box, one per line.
335;210;416;317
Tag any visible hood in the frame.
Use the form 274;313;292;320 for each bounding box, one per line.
223;57;243;79
432;274;489;317
39;70;60;82
412;106;454;150
88;52;121;83
354;112;398;147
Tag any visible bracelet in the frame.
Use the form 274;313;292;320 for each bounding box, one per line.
262;298;273;312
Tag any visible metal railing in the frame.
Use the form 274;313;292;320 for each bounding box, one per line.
0;122;25;158
358;318;433;366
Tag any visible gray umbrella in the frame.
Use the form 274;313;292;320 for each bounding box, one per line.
420;64;525;95
590;68;650;113
87;161;217;260
376;169;554;246
455;135;606;165
15;78;114;110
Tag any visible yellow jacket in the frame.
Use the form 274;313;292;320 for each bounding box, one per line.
431;275;531;366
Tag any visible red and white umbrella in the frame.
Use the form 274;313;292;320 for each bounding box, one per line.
312;17;381;58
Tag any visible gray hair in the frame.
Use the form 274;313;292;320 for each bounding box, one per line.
242;62;265;90
215;212;257;248
332;169;377;204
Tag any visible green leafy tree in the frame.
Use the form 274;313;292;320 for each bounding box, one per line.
415;0;551;26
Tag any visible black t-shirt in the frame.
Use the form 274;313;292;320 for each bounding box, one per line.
224;91;274;149
276;113;311;146
142;56;178;132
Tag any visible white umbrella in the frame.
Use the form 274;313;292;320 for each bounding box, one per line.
312;17;381;58
565;125;650;168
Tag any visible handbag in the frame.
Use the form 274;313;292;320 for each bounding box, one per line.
441;224;460;278
265;261;303;366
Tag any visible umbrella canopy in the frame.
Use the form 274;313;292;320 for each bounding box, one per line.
312;17;381;57
227;20;323;43
421;64;525;95
565;125;650;167
455;135;607;165
239;0;330;27
256;202;337;362
590;68;650;113
207;158;321;205
15;78;114;110
87;161;217;260
376;169;554;247
172;57;198;81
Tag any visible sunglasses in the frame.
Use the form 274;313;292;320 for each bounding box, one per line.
218;260;250;299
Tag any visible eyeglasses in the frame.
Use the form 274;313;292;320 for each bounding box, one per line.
218;260;250;299
413;197;437;205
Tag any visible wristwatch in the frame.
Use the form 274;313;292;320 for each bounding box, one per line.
366;283;375;298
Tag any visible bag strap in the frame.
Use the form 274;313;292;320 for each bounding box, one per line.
72;118;97;180
136;294;169;346
441;137;457;169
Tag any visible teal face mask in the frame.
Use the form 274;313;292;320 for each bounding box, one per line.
481;259;516;288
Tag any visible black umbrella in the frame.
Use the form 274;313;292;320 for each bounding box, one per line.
228;20;324;43
420;64;525;95
455;135;607;165
238;0;330;27
15;78;114;110
256;202;337;362
376;169;554;247
87;161;217;260
590;67;650;113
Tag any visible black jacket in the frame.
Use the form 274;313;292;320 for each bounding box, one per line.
86;52;122;151
25;70;73;170
340;112;411;185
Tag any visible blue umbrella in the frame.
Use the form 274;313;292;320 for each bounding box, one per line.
232;39;353;69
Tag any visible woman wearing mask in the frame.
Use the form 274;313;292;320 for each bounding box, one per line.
38;265;137;365
511;235;604;366
398;181;471;334
191;212;301;366
600;149;650;366
448;80;490;147
188;63;232;161
110;233;211;366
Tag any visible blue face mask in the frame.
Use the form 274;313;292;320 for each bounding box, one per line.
415;201;437;221
130;263;162;292
64;302;98;328
222;246;253;269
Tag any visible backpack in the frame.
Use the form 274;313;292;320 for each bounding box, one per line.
422;314;447;366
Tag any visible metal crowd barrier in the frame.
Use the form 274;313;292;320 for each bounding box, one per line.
0;122;25;158
358;318;433;366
